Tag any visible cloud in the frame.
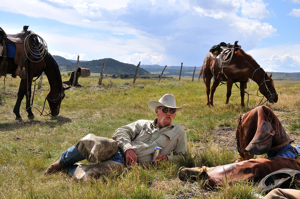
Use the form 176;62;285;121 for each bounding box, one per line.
289;9;300;17
0;0;280;67
240;0;270;19
248;45;300;72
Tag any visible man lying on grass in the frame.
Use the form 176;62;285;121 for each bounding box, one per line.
178;105;300;189
44;94;187;180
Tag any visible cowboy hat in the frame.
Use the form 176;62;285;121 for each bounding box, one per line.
148;94;186;112
258;168;300;194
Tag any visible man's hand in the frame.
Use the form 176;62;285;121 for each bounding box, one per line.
125;149;138;166
154;153;168;164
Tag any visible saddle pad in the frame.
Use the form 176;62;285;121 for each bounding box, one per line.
7;43;16;58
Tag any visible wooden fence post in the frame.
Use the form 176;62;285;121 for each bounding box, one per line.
192;66;196;81
38;72;44;89
72;55;80;86
98;58;107;86
133;61;141;84
159;65;167;82
179;62;183;81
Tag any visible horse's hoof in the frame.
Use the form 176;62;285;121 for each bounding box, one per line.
28;115;34;120
15;117;23;121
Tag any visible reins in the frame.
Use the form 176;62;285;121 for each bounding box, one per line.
22;55;62;117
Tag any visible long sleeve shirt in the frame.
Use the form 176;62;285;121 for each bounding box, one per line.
112;119;187;164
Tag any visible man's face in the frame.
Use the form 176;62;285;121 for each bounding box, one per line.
156;106;176;127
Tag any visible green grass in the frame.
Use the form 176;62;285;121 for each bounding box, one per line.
0;75;299;198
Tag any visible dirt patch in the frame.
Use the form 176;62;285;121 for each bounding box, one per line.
213;126;237;151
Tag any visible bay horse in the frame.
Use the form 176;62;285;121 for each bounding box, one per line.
200;42;278;107
0;26;68;120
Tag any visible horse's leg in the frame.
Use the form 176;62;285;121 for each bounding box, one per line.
13;80;26;120
226;79;233;104
240;81;247;107
210;79;220;106
25;81;34;119
204;75;212;106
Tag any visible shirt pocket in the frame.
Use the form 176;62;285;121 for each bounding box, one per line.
155;134;171;148
135;128;152;143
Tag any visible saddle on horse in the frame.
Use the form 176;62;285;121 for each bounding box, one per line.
0;25;47;78
209;41;241;65
208;41;242;81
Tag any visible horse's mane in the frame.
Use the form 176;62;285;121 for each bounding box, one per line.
237;48;262;70
44;52;63;90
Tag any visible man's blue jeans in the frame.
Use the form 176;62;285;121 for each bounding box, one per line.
267;143;296;158
59;145;125;176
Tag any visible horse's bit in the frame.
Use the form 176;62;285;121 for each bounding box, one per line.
46;91;65;104
252;67;277;102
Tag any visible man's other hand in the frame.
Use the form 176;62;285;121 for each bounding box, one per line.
125;149;137;166
154;153;168;164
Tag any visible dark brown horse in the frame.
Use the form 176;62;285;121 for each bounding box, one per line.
0;52;68;120
200;45;278;106
0;26;68;120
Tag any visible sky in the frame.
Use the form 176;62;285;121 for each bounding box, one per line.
0;0;300;72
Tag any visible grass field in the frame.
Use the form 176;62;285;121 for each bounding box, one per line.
0;74;299;198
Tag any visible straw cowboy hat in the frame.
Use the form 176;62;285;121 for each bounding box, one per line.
148;94;186;112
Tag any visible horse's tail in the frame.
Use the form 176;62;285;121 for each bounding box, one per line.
200;66;204;77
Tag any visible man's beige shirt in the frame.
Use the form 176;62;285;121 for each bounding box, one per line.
112;119;187;164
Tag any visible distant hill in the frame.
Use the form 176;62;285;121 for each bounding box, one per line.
269;72;300;81
53;55;150;75
141;65;300;80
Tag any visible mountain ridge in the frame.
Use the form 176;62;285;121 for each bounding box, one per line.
53;55;150;75
53;55;300;80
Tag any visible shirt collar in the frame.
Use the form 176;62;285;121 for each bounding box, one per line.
152;118;174;128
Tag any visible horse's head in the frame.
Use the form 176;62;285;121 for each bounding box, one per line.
258;73;278;103
46;84;70;116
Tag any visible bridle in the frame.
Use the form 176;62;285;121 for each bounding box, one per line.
46;90;65;104
252;67;278;105
40;90;65;116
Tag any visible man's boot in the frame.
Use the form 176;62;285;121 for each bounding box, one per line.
44;160;63;175
177;166;214;182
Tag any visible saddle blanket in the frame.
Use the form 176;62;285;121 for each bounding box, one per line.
0;42;39;59
0;42;16;58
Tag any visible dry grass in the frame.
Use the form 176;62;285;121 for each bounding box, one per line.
0;75;299;198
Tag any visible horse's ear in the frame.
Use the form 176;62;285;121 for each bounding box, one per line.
62;83;71;90
269;73;273;78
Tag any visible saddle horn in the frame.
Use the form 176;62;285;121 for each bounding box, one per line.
23;25;29;33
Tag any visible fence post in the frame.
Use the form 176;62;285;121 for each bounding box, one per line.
38;72;44;89
133;61;141;84
72;55;80;86
179;62;183;81
192;66;196;81
159;65;167;82
98;58;107;86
